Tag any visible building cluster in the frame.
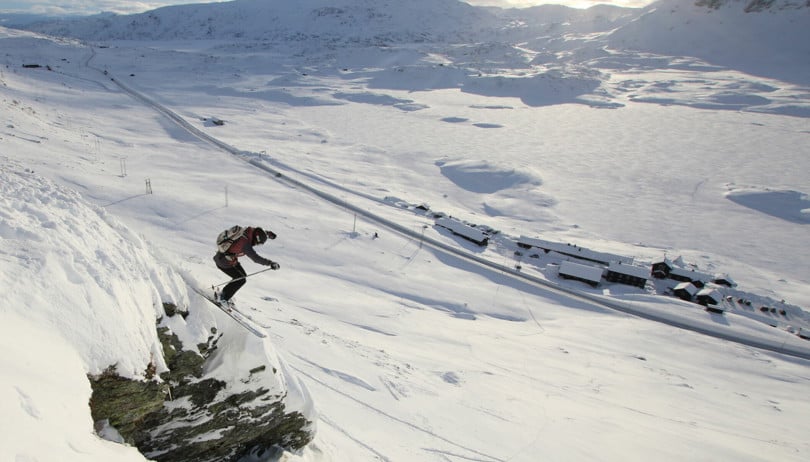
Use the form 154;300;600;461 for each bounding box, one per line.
432;215;797;320
654;258;734;313
430;214;805;337
516;237;736;313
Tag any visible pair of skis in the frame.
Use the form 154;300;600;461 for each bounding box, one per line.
191;286;267;338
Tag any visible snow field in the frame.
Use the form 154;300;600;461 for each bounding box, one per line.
2;2;810;460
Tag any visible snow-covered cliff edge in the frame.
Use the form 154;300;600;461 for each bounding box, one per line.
0;161;314;461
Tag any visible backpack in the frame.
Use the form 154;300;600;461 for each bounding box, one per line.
217;225;246;253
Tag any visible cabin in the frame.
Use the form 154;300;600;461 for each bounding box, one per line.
672;282;698;301
669;267;712;287
558;261;603;288
435;217;489;246
517;236;632;266
711;274;737;288
651;258;711;287
651;260;672;279
605;261;650;289
696;288;721;306
696;288;724;313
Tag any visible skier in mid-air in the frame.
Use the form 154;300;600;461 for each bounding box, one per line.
214;226;280;308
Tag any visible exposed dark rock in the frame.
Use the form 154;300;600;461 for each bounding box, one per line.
88;366;169;441
162;301;189;318
88;315;313;462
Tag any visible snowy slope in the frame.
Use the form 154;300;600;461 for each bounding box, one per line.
607;0;810;84
0;165;185;377
1;30;315;458
1;164;171;461
0;155;314;461
3;1;810;461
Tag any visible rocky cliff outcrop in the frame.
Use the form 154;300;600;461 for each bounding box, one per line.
89;304;313;462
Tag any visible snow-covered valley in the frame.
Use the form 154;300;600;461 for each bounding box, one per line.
2;0;810;460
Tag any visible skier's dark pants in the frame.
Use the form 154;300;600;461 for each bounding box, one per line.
218;262;247;301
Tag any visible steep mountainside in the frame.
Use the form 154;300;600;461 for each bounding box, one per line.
695;0;809;11
607;0;810;83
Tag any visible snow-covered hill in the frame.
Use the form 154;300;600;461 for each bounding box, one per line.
607;0;810;84
20;0;810;70
20;0;810;101
3;0;810;461
22;0;497;43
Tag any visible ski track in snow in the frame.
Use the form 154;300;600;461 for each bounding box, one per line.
15;387;41;420
317;413;391;462
268;303;505;460
289;359;504;462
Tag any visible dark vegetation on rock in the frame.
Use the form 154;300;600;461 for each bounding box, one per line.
88;304;313;462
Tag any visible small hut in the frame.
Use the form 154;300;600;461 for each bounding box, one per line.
605;261;650;289
435;217;489;246
711;274;737;288
696;288;724;313
673;282;698;301
558;261;603;288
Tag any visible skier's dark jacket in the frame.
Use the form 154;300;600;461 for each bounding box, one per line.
214;226;273;269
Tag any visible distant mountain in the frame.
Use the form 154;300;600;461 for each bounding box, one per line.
494;3;637;29
607;0;810;83
694;0;809;12
14;0;809;84
20;0;499;44
0;13;78;27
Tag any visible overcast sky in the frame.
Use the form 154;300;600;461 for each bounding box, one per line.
1;0;654;16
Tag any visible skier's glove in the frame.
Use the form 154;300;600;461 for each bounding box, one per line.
266;230;277;240
269;261;280;270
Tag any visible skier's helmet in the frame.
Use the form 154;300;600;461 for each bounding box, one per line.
253;227;268;245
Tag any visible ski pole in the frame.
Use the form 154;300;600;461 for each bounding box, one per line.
212;266;276;288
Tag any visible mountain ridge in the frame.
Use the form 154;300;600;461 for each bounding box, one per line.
14;0;809;88
16;0;808;44
18;0;497;43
